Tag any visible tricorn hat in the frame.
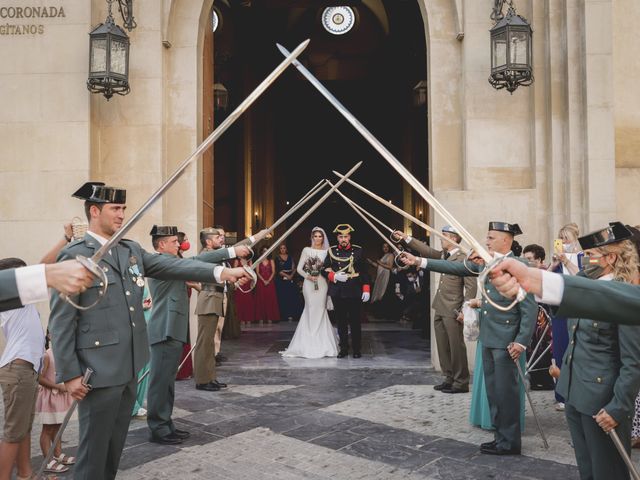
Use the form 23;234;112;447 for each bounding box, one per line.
149;225;178;237
72;182;126;204
488;221;522;236
578;222;633;250
333;224;355;235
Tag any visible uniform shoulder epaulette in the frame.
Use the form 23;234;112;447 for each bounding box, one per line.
351;244;362;249
67;238;84;248
329;244;338;249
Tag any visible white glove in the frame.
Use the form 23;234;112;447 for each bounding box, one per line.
334;271;349;283
361;291;370;302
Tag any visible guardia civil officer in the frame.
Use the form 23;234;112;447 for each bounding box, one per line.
48;182;251;480
321;224;370;358
402;222;537;455
393;226;477;393
145;225;250;444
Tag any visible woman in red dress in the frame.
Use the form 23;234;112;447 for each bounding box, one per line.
233;257;256;328
255;246;281;325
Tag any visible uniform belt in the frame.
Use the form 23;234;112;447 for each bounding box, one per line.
202;285;224;293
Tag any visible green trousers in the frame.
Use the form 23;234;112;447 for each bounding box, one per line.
147;338;183;437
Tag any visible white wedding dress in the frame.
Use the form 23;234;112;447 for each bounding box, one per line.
280;247;338;359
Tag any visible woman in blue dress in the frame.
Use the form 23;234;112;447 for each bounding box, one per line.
275;243;302;321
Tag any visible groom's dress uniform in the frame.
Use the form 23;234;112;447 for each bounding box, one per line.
322;241;370;356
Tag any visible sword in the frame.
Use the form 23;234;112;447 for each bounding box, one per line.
63;39;311;311
327;181;407;269
333;173;470;253
237;162;363;293
609;428;640;480
35;368;93;480
276;43;525;312
512;351;549;449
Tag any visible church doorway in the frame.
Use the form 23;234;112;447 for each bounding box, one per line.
204;0;428;260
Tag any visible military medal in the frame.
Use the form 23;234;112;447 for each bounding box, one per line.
128;257;145;287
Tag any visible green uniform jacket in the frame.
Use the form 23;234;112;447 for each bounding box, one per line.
406;239;477;317
423;255;537;348
556;312;640;424
49;234;222;389
0;268;22;312
558;274;640;326
147;249;233;345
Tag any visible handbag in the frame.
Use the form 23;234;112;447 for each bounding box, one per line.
462;301;480;342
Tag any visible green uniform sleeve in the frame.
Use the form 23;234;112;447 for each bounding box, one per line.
604;324;640;423
558;275;640;326
142;250;217;282
423;258;479;277
0;268;23;312
407;238;442;259
514;291;537;347
463;274;478;302
193;248;232;264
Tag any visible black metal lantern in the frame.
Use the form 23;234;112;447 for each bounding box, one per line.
87;0;130;100
489;1;533;94
213;83;229;112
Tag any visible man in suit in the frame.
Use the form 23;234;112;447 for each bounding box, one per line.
49;182;252;480
322;224;370;358
0;261;93;313
402;222;537;455
394;227;477;394
145;225;250;444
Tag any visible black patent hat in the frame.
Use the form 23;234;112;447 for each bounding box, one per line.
578;222;633;250
488;221;522;236
149;225;178;237
72;182;126;204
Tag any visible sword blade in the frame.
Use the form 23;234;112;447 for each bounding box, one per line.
333;173;470;254
277;43;489;262
92;39;310;263
609;428;640;480
328;182;402;255
266;180;327;235
251;162;362;267
514;357;549;449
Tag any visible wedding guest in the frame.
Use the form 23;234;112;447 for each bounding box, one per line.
233;257;256;328
255;246;281;325
368;242;396;319
275;243;302;322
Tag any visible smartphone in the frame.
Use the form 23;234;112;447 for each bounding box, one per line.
553;238;563;255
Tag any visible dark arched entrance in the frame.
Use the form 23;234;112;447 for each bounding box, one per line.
205;1;428;258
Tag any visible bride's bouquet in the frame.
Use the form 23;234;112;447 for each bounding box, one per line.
303;256;324;290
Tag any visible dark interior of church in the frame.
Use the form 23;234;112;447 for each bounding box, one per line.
208;0;428;258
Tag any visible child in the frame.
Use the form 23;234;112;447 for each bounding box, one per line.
36;332;75;473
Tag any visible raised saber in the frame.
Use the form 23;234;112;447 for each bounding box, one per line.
63;40;311;310
35;368;93;480
333;173;470;254
276;43;524;312
609;428;640;480
328;181;407;269
237;162;363;292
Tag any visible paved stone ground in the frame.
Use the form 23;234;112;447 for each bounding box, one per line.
3;321;638;478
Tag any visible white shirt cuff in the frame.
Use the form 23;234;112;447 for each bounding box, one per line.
213;266;225;283
249;235;256;244
537;270;565;306
227;247;236;259
15;264;48;305
405;235;412;243
419;258;428;269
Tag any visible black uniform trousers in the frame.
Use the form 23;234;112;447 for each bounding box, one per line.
332;297;362;353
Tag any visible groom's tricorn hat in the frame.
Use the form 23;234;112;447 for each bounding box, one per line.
333;224;354;235
72;182;126;204
578;222;632;250
149;225;178;237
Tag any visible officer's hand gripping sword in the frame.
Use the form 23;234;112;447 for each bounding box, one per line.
35;368;93;480
277;43;525;312
236;162;363;293
60;39;310;310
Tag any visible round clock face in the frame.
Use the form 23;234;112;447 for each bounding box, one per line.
212;9;220;33
322;6;355;35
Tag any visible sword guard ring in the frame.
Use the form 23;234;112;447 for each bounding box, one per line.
236;266;257;293
61;256;109;311
477;256;526;312
393;251;410;270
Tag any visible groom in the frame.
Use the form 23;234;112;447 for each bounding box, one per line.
322;224;370;358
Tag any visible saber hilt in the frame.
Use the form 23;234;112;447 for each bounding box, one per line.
478;256;527;312
61;256;109;311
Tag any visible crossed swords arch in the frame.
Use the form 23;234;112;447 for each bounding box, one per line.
48;39;639;480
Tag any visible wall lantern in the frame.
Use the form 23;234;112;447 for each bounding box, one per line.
488;0;533;94
413;80;427;107
87;0;132;100
214;83;229;112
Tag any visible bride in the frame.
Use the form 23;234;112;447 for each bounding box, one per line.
280;227;338;358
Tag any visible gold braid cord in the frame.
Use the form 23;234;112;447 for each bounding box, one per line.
327;246;360;278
